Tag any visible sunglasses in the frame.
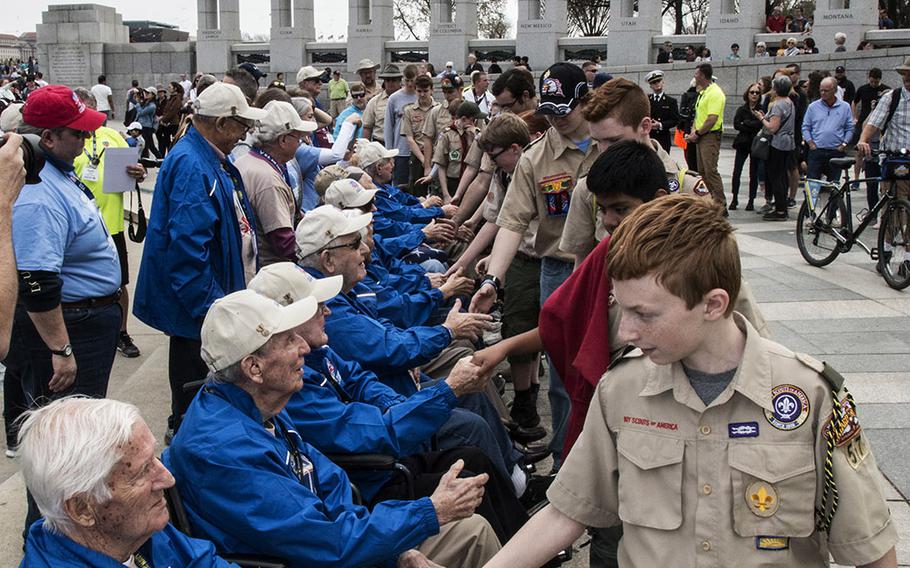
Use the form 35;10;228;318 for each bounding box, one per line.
324;234;363;251
749;90;761;95
228;116;256;131
351;92;366;99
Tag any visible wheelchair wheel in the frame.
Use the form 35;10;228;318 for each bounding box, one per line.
796;189;848;267
877;198;910;290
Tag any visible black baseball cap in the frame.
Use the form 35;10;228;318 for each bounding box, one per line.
537;62;588;116
239;62;267;80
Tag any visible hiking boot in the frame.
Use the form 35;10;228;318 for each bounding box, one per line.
117;332;141;358
510;387;541;428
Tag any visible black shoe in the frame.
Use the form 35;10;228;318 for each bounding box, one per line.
117;332;141;358
729;202;738;211
510;388;541;428
507;422;548;445
515;443;550;465
787;198;797;208
762;210;789;221
759;203;774;214
745;202;755;211
520;473;556;509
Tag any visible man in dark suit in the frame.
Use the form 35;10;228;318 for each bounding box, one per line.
645;70;679;153
656;41;673;64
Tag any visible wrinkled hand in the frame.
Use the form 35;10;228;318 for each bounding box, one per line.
471;343;508;379
422;220;456;244
397;550;445;568
443;299;493;341
126;163;146;180
429;459;487;526
441;203;458;218
468;282;496;314
856;141;871;158
455;224;474;242
423;195;444;208
426;272;446;288
0;133;26;207
445;355;487;396
48;354;77;393
439;268;475;299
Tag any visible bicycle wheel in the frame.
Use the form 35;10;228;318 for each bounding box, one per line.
796;188;848;267
877;198;910;290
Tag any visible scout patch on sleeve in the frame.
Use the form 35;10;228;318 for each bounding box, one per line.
449;149;461;162
693;178;710;196
667;177;680;193
765;384;810;431
539;173;573;217
843;434;870;470
825;396;862;447
755;536;789;550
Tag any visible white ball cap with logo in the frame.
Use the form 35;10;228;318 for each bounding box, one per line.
295;204;373;259
200;289;317;372
258;100;318;136
325;179;379;209
249;263;344;306
193;82;268;121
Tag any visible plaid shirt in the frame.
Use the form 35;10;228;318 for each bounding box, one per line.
866;85;910;151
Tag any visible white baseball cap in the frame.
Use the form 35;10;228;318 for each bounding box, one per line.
357;141;399;168
0;103;24;132
200;289;317;372
445;61;454;68
258;100;317;137
126;121;142;131
248;262;343;306
325;179;379;210
295;204;372;258
193;82;268;120
296;65;323;83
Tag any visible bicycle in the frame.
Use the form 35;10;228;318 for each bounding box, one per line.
795;149;910;290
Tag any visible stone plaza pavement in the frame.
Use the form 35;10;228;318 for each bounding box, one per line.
0;146;907;566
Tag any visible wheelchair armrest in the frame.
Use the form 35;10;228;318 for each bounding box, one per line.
220;554;288;568
326;453;398;470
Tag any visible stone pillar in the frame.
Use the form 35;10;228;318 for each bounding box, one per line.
270;0;316;81
705;0;765;59
36;4;129;88
429;0;477;73
347;0;394;72
516;0;566;67
607;0;662;66
196;0;242;75
812;0;878;53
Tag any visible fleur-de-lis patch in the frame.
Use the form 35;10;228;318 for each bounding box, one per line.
746;481;779;517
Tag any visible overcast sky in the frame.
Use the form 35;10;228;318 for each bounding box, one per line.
5;1;350;39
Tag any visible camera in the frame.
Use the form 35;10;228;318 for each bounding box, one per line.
0;133;45;185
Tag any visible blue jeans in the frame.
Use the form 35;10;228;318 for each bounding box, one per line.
435;403;517;483
807;148;846;183
540;257;574;467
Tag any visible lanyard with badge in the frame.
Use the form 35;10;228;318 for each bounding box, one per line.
81;134;105;182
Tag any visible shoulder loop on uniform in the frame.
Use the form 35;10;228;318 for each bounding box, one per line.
608;345;639;370
523;133;546;152
821;362;845;392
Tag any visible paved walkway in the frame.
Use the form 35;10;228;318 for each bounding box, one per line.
0;147;907;566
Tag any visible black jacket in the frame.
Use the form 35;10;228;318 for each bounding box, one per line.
733;104;762;150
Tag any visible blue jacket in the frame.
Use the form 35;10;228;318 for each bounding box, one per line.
134;127;257;339
371;210;427;255
164;381;438;568
375;183;443;225
360;274;443;328
306;270;452;396
287;346;457;500
21;520;233;567
371;237;432;293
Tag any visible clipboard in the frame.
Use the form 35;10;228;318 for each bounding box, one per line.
102;147;140;194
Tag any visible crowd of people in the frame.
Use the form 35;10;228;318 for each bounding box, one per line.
0;48;907;568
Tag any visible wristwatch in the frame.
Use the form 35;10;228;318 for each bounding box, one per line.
480;275;503;296
50;344;73;357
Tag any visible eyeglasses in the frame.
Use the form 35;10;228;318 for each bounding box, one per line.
487;147;510;162
324;235;362;251
748;90;761;95
228;116;256;132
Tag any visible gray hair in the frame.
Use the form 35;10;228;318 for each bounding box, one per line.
209;341;273;384
772;75;792;97
834;32;847;43
18;397;142;534
297;235;345;269
290;96;313;118
72;87;96;108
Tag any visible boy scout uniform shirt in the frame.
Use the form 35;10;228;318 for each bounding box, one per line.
433;124;476;179
362;90;390;142
496;127;599;263
560;139;709;257
462;136;496;174
422;104;457;147
401;100;439;153
483;168;538;258
548;314;897;568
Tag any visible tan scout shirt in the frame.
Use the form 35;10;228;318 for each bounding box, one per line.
401;101;438;153
549;314;897;568
496;128;599;262
560;139;709;256
234;151;299;266
483;168;538;258
463;134;494;173
362;90;390;142
422;103;457;147
432;124;476;179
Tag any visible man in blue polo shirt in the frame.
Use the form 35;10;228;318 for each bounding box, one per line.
5;84;135;537
803;76;855;183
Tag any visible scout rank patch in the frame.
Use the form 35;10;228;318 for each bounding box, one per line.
539;173;572;216
765;384;810;431
746;481;779;517
755;536;789;550
825;395;862;447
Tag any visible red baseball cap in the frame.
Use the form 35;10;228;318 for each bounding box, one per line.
21;85;106;131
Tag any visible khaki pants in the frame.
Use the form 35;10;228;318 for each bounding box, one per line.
696;131;725;205
418;514;501;568
329;98;347;118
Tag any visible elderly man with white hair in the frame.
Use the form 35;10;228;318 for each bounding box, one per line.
235;100;317;265
18;397;232;567
165;288;501;567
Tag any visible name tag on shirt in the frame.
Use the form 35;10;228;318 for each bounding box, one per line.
82;166;99;182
